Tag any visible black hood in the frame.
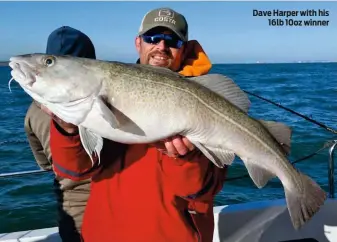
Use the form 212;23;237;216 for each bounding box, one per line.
46;26;96;59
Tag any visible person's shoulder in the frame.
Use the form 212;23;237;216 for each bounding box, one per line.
25;101;46;120
25;101;38;115
24;101;51;131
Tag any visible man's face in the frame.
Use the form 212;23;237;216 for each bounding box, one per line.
135;27;186;71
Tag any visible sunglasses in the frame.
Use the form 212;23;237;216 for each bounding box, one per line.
141;34;184;49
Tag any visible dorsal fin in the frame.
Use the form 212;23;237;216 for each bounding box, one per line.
128;63;184;79
189;74;251;113
258;120;292;155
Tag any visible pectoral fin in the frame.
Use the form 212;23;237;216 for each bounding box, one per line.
93;97;120;129
84;97;145;137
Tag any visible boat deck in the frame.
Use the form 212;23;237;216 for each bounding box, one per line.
1;198;336;242
0;227;60;242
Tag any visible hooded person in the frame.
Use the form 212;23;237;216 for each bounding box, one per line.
24;26;96;242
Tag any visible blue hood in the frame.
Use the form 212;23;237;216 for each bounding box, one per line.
46;26;96;59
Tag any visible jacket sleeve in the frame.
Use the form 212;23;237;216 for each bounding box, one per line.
160;149;227;202
49;120;126;181
49;120;99;181
24;102;52;171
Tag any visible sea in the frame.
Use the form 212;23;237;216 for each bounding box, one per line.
0;62;336;233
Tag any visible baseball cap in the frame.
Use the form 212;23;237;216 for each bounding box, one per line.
46;26;96;59
138;8;188;42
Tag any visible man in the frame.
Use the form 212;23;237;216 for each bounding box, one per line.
24;26;96;242
46;8;227;242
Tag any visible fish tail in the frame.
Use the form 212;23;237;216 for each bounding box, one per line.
285;172;327;230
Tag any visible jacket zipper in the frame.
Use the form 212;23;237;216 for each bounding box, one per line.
158;151;201;241
183;208;201;242
190;212;201;242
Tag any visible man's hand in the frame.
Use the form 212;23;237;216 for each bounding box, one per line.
152;135;195;157
40;105;78;135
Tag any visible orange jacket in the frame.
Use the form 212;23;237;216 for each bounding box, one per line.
50;40;227;242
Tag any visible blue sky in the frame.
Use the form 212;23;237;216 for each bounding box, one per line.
1;1;336;63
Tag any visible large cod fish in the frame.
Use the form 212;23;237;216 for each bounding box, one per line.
8;54;326;229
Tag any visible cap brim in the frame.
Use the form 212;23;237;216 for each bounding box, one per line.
138;23;187;42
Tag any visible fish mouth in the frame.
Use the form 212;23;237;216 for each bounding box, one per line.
8;60;37;92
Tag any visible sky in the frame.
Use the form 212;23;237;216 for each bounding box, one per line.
0;1;336;64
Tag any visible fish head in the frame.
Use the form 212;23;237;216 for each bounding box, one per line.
9;53;103;104
9;53;105;125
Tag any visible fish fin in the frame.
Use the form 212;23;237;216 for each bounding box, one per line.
131;63;184;78
189;74;251;113
241;158;276;188
79;125;104;166
258;120;292;155
284;172;327;230
107;103;146;136
94;97;120;129
190;141;235;168
81;97;145;138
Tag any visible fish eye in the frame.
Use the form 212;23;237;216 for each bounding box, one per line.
44;56;55;67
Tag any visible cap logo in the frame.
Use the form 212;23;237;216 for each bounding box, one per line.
154;9;176;25
159;9;174;18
